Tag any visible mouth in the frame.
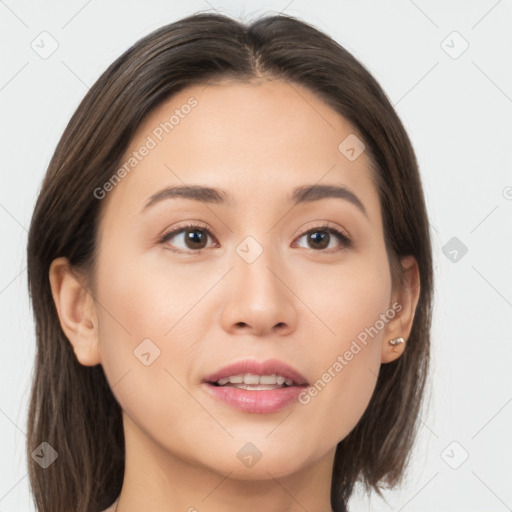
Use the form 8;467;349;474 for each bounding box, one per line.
203;358;308;387
208;373;301;390
201;359;309;414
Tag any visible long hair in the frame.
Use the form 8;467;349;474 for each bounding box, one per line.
26;12;433;512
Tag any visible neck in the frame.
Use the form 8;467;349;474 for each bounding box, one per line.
113;412;336;512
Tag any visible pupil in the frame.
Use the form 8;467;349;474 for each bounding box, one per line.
309;231;329;249
186;230;206;249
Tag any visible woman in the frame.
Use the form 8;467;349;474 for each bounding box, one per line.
26;11;433;512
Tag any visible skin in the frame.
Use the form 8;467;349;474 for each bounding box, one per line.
49;79;420;512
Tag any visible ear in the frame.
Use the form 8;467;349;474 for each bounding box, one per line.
381;255;421;364
49;257;101;366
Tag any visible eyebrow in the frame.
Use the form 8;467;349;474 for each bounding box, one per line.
142;184;367;217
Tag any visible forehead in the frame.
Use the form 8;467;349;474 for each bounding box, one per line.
100;79;380;223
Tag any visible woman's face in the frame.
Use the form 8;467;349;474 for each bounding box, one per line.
93;79;400;479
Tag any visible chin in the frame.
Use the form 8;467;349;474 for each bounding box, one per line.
197;444;316;481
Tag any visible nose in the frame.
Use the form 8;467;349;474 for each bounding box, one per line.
220;245;298;337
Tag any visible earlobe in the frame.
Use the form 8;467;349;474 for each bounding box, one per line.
48;257;101;366
381;255;421;364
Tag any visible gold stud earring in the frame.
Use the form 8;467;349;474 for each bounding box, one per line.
388;337;405;346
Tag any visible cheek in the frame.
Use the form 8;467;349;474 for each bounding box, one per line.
297;247;392;344
93;241;195;386
93;240;230;402
94;241;214;342
296;251;392;442
93;245;211;448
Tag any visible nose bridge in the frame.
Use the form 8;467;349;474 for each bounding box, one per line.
234;231;285;303
231;203;282;286
220;230;297;335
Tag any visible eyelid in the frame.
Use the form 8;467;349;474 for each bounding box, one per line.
293;220;352;242
160;220;211;237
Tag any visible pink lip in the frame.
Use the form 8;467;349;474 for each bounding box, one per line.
202;358;308;414
202;358;308;386
203;384;306;413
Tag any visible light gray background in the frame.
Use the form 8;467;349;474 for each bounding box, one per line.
1;1;511;510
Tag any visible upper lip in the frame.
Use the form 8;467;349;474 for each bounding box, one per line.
203;358;309;386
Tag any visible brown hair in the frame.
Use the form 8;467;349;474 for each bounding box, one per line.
26;12;433;512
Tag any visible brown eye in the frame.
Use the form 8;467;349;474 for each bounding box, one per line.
182;229;208;249
307;230;330;250
159;224;216;252
294;225;352;252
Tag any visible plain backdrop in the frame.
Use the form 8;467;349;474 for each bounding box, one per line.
1;1;511;510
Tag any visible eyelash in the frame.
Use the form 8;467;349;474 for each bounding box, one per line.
158;222;353;255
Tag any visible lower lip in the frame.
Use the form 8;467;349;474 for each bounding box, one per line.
203;383;306;413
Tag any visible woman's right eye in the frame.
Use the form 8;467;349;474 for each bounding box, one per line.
159;224;217;253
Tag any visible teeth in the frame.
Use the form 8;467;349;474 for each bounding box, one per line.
215;373;295;386
244;374;260;385
228;384;283;391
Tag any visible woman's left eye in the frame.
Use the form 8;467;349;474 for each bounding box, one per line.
292;225;352;252
159;223;352;253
